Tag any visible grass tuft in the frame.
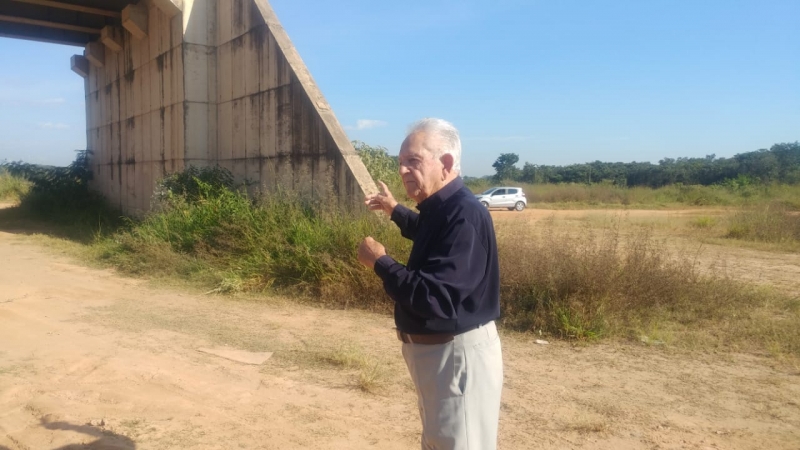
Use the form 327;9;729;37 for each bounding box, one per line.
725;203;800;244
689;216;718;229
316;343;388;393
0;168;32;202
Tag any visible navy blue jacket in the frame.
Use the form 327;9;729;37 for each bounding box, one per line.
374;177;501;334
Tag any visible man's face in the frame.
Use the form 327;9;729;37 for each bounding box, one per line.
398;131;445;204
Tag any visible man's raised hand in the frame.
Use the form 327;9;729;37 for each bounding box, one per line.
364;181;398;216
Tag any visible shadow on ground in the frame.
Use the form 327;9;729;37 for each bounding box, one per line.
43;418;136;450
0;204;113;244
0;418;136;450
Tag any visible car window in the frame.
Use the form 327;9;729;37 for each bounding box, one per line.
492;189;506;196
481;188;496;195
508;189;518;194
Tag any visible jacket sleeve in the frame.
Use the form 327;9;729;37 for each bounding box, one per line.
390;204;420;240
373;218;487;320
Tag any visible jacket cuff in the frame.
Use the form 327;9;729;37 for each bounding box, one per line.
373;255;396;279
390;204;411;224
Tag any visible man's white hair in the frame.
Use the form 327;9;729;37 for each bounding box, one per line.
407;118;462;174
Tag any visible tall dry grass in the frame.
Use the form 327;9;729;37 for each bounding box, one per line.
498;218;799;355
726;203;800;245
0;168;32;202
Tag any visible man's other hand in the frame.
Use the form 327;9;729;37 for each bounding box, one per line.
358;237;386;268
364;181;398;216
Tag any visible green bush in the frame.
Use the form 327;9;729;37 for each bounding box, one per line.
2;152;121;240
354;141;404;195
155;165;235;204
97;174;412;311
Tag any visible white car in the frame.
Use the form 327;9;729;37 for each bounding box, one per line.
475;187;527;211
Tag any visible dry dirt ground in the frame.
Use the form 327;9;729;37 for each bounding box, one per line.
1;206;799;449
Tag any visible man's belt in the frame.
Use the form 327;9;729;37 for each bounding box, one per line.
396;329;455;345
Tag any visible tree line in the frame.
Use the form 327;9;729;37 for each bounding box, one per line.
490;142;800;187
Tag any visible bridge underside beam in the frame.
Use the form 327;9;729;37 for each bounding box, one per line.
0;0;135;46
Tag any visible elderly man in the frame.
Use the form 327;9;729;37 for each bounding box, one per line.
358;118;503;450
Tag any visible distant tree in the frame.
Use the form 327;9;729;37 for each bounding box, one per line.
520;162;537;183
492;153;520;181
772;142;800;183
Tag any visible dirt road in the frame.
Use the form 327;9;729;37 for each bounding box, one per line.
1;215;799;449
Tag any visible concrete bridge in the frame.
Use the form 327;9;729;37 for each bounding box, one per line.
0;0;377;214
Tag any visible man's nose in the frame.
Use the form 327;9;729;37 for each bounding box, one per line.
399;164;409;175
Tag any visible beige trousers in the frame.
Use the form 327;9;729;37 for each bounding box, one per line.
401;321;504;450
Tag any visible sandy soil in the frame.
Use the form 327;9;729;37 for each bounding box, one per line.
1;208;799;449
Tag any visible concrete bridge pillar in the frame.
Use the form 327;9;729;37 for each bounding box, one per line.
72;0;375;215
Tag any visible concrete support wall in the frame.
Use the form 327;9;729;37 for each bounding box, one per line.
86;5;184;214
83;0;375;215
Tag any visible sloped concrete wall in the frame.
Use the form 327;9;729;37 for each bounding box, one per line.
84;0;375;215
214;0;376;202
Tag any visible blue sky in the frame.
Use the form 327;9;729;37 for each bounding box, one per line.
0;0;797;176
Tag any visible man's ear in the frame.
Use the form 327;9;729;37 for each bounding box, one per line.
441;153;455;177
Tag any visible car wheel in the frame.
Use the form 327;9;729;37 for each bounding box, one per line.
481;201;489;209
514;201;525;211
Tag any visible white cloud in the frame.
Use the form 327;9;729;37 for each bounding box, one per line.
37;122;70;130
346;119;388;131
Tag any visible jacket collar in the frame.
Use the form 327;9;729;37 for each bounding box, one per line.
417;177;464;213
